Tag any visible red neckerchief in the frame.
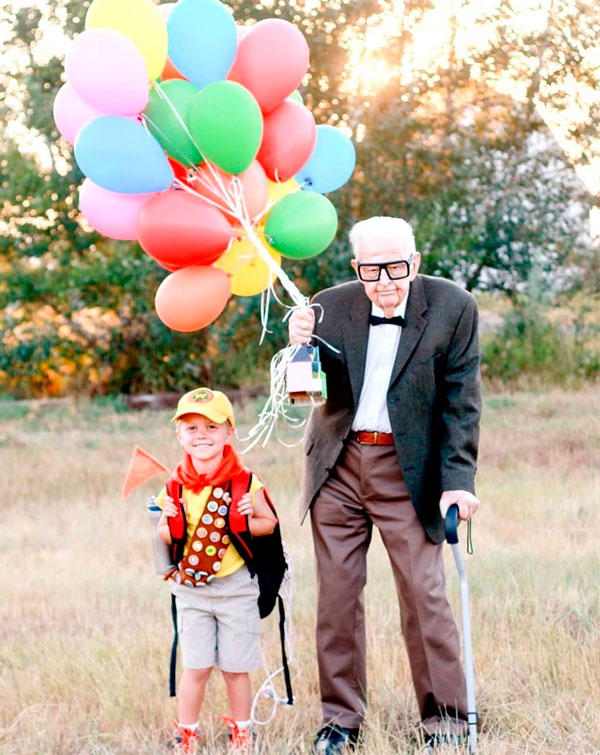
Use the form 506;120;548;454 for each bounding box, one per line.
172;444;246;494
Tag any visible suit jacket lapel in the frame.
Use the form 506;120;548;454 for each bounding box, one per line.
342;287;371;409
389;276;428;388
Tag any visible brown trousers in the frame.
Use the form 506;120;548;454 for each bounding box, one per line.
310;439;467;729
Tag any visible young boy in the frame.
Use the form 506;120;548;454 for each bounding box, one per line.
155;387;277;754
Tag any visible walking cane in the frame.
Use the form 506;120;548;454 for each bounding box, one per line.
445;504;477;754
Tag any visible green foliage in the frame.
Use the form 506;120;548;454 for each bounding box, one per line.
481;294;600;387
0;0;598;396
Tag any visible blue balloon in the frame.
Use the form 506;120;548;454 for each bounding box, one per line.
74;116;174;194
295;125;356;194
167;0;237;89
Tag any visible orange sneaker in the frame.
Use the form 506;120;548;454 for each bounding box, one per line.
222;717;256;753
171;721;200;754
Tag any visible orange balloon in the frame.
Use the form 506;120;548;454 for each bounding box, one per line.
161;57;186;82
155;265;231;332
190;160;269;224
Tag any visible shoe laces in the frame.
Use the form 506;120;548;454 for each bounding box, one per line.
221;717;255;752
172;721;200;754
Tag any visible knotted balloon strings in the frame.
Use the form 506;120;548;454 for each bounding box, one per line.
251;549;296;726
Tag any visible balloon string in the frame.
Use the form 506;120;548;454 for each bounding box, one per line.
258;286;273;345
237;344;307;454
149;82;207;169
148;83;252;222
239;218;308;309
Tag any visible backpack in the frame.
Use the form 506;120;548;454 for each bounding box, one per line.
164;472;292;702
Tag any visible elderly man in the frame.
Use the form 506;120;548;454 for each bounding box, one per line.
289;216;481;753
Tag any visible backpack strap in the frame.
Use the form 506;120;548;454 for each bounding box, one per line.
165;479;186;541
165;479;184;698
277;594;294;706
169;593;178;698
228;469;252;535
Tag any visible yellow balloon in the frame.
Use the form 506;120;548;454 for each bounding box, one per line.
86;0;168;81
215;239;282;297
267;178;299;206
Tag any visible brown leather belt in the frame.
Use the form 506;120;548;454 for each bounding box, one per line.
351;430;395;446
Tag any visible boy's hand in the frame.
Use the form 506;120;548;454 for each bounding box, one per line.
162;495;181;518
237;493;254;518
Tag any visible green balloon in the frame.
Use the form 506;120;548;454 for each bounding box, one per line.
265;192;338;259
188;81;263;175
144;80;202;166
289;90;303;104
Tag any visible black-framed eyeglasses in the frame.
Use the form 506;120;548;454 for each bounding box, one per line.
357;255;414;282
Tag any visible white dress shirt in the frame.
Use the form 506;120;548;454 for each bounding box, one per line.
351;295;409;433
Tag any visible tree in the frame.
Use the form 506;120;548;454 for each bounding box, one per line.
0;0;597;397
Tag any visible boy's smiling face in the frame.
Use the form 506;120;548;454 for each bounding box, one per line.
175;413;234;465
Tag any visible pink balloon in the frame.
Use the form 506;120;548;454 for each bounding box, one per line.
53;82;105;145
229;19;309;114
79;179;156;240
65;29;149;116
257;100;317;182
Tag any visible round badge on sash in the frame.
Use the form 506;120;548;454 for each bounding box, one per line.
207;500;218;513
213;487;224;499
202;513;213;525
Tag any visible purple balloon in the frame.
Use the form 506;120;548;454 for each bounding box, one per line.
65;28;149;116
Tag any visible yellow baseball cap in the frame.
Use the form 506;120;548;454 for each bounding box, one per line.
172;387;235;427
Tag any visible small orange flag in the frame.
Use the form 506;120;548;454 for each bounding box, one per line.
122;445;170;499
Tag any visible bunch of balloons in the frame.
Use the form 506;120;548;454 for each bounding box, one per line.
53;0;356;332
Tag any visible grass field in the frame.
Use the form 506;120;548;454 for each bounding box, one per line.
1;388;599;754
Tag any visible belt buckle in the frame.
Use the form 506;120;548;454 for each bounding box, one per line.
372;431;380;445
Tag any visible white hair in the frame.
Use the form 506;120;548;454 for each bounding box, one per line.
349;216;416;260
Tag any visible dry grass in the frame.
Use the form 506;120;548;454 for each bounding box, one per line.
1;388;599;754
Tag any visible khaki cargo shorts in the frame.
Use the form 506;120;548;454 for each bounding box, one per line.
171;565;261;672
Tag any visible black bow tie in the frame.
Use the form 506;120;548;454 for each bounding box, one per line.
369;314;406;327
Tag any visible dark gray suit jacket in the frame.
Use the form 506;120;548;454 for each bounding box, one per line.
301;274;481;543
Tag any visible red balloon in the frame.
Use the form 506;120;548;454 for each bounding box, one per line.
257;100;317;182
191;160;269;223
153;257;184;272
155;266;231;332
229;19;309;114
168;157;192;186
137;190;233;268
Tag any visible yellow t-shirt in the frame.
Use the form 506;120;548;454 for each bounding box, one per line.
156;474;264;578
